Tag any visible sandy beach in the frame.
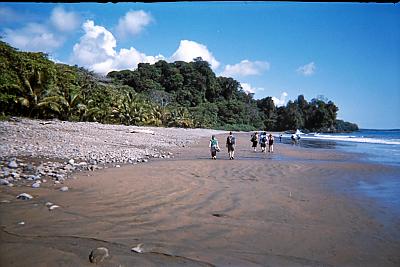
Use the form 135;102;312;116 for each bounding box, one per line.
0;121;399;266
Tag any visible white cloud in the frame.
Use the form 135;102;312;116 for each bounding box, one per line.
240;83;264;94
50;6;80;32
272;92;288;107
296;62;316;76
170;40;220;70
220;60;270;78
2;23;63;52
116;10;153;37
71;20;165;75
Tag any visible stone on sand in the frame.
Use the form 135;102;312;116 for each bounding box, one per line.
16;193;33;200
89;247;109;264
60;186;69;192
8;160;18;168
32;182;41;188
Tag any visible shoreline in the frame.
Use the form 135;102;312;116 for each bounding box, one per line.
1;119;399;266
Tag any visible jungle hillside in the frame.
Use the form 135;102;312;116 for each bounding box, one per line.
0;41;358;132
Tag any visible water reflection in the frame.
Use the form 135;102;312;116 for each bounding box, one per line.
280;137;341;149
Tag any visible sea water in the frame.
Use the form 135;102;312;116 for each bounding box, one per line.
280;129;400;216
281;129;400;166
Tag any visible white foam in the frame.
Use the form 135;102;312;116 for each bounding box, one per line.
296;134;400;145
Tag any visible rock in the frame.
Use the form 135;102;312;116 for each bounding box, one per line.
68;159;75;165
25;164;35;172
18;221;25;225
0;179;9;185
131;243;144;253
32;182;41;188
55;174;65;180
45;202;54;207
89;247;110;264
115;165;120;168
16;193;33;200
60;186;69;192
8;161;18;168
48;205;60;211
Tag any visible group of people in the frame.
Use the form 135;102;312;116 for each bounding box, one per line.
208;131;275;160
291;134;301;145
250;131;274;153
209;132;236;160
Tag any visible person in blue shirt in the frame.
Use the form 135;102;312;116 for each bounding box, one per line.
209;135;220;160
259;131;267;153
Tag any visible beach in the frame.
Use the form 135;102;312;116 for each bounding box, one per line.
1;119;399;266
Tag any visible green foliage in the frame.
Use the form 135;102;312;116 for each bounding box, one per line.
335;119;359;132
0;41;358;132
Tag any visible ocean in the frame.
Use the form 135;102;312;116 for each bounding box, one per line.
280;129;400;216
280;129;400;166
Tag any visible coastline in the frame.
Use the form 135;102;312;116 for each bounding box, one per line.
0;119;399;266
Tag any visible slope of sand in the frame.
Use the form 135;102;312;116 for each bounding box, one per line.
1;133;399;266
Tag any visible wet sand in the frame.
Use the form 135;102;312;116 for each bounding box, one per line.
1;133;399;266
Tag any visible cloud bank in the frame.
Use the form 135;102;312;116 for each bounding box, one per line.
71;20;164;74
240;83;265;94
3;22;63;52
221;60;270;78
170;40;220;70
50;6;80;32
116;10;153;38
272;92;288;106
296;62;316;76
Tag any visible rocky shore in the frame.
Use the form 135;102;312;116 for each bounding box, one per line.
0;117;224;190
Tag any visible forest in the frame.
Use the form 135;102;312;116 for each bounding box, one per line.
0;40;358;132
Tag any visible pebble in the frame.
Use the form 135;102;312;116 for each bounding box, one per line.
0;179;10;185
89;247;110;264
16;193;33;200
8;161;18;168
131;243;144;253
48;205;60;211
60;186;69;192
32;182;41;188
0;118;224;189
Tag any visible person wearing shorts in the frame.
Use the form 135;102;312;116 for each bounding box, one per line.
226;132;236;160
259;132;267;153
209;135;220;160
251;132;258;152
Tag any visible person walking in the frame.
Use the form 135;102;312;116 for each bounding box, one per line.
268;133;274;153
259;131;267;153
251;132;258;152
226;131;236;160
209;135;220;160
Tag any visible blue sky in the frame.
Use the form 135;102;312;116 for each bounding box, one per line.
1;2;399;129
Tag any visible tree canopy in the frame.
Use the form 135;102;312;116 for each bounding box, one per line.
0;41;358;132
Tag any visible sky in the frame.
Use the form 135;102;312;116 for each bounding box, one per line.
1;2;399;129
